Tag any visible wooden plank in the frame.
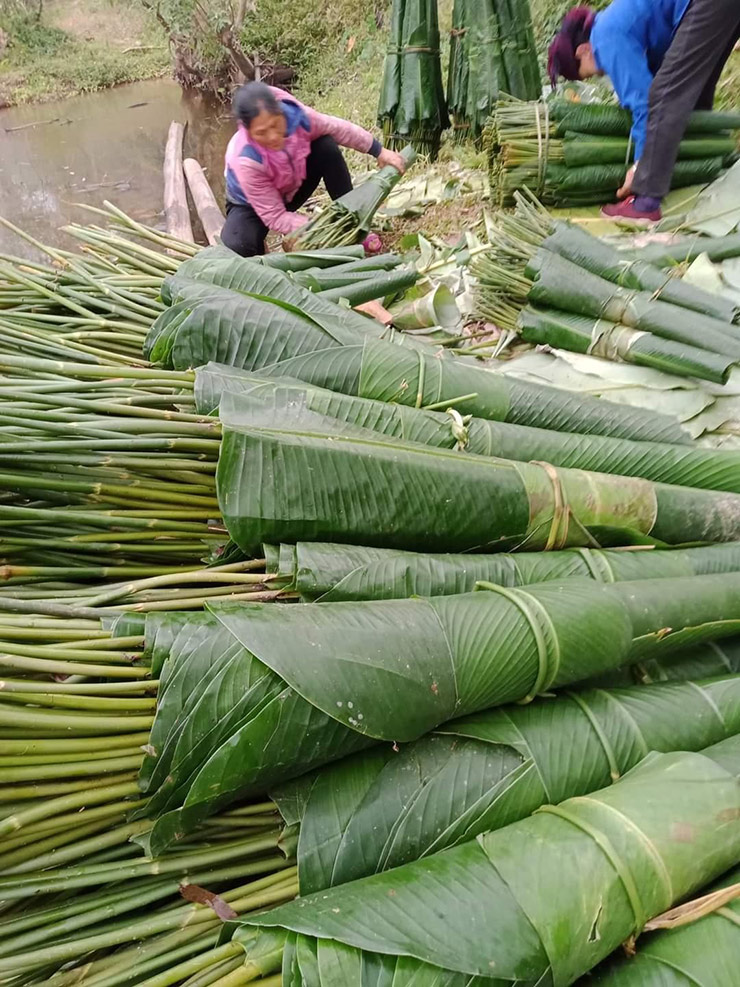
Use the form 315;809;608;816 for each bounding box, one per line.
183;157;225;245
163;121;194;243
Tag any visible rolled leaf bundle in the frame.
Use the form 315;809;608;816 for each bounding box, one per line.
484;193;739;324
514;98;740;139
267;541;740;601
587;865;740;986
216;389;740;553
632;231;740;267
278;677;740;896
537;133;736;168
293;146;417;249
316;267;419;306
146;270;420;372
203;337;692;444
236;735;740;985
485;97;735;206
377;0;448;158
474;248;740;360
516;306;734;383
197;367;740;493
247;244;365;271
140;573;740;853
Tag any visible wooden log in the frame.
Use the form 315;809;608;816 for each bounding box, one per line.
183;157;225;245
163;121;194;243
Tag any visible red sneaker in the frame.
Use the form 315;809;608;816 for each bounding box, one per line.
601;196;661;226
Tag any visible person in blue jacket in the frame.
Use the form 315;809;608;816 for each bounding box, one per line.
548;0;740;224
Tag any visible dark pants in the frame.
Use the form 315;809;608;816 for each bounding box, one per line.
220;135;352;257
634;0;740;199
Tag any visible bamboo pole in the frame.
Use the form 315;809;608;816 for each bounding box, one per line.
184;158;225;245
163;122;194;244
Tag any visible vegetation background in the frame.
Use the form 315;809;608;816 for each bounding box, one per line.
1;0;737;112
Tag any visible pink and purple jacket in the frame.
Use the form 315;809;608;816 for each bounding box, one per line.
224;87;382;235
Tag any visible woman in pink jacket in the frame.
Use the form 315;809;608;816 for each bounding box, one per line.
222;82;406;257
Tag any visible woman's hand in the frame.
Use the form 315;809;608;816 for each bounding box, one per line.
618;163;638;199
377;148;407;174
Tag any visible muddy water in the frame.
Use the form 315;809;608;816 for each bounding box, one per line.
0;78;235;259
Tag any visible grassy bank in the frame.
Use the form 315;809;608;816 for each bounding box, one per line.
0;0;168;106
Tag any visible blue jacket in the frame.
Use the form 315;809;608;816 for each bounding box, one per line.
591;0;692;159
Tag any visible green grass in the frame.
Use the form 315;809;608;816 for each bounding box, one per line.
0;1;168;105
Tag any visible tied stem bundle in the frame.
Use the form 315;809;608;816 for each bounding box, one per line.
293;146;417;250
472;192;740;382
484;96;739;206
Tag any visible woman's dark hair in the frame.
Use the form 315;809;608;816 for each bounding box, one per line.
548;6;596;85
233;82;281;127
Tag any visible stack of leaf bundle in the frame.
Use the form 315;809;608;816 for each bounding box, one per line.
198;367;740;494
472;194;740;383
132;569;740;856
292;145;417;249
484;96;740;206
228;734;740;985
447;0;540;143
376;0;449;159
133;680;740;984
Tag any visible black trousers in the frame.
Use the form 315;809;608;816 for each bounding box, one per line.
221;135;352;257
634;0;740;199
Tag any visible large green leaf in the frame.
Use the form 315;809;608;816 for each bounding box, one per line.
195;368;740;493
586;863;740;985
215;389;740;554
141;572;740;853
216;337;693;444
266;541;740;601
145;286;351;372
275;676;740;895
238;737;740;985
162;246;383;337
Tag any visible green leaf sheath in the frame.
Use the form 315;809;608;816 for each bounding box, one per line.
523;251;740;359
635;232;740;266
198;369;740;494
239;736;740;986
317;268;419;306
540;222;738;323
141;574;740;852
215;389;740;553
543;100;740;137
196;337;691;444
147;252;412;370
517;307;733;384
267;542;740;601
586;864;740;985
276;676;740;895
